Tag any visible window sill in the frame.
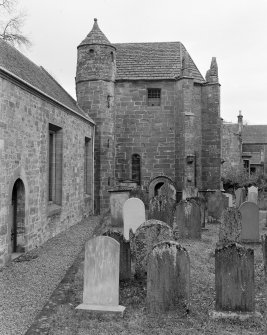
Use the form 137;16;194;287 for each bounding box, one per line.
47;203;62;217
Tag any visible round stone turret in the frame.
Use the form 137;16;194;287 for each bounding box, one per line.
76;18;116;83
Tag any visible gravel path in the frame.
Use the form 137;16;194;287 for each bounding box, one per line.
0;216;100;335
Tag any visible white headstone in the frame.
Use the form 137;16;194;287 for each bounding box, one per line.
123;197;146;240
224;193;233;207
248;186;258;204
76;236;125;314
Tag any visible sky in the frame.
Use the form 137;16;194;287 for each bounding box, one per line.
12;0;267;124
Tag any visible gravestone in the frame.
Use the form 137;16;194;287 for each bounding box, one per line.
147;241;190;313
175;200;201;239
207;190;225;221
239;201;260;243
214;243;255;313
191;197;207;228
123;197;146;240
224;193;233;207
135;220;173;278
76;236;125;314
103;230;131;280
218;208;242;245
109;188;131;228
248;186;258;205
235;187;246;208
262;235;267;281
148;195;176;228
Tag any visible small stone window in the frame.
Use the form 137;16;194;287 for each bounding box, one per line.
48;124;63;205
147;88;161;106
132;154;141;185
110;51;114;62
89;49;94;54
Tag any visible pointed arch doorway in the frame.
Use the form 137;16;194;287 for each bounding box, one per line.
11;179;26;254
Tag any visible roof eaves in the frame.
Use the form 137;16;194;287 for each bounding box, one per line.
0;65;95;125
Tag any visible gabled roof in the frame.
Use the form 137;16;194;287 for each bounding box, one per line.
114;42;205;82
79;18;112;47
242;125;267;144
0;38;94;124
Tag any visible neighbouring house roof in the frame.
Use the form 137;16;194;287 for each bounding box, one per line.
113;42;205;82
242;125;267;144
0;38;94;124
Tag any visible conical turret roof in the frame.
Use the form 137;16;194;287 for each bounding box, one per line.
79;18;112;47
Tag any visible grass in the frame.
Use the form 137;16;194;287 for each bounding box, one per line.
27;215;267;335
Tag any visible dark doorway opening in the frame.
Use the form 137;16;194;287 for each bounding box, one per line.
11;179;25;253
154;182;164;196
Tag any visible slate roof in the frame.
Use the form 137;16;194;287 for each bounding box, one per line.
0;38;94;123
79;18;112;47
113;42;205;82
242;125;267;144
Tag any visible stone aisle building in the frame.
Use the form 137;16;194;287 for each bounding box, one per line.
0;18;222;266
0;39;95;266
76;19;222;213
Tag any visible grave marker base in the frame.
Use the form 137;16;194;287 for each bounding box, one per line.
76;304;125;315
209;310;262;321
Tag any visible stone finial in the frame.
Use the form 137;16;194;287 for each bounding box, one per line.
181;51;192;77
206;57;219;83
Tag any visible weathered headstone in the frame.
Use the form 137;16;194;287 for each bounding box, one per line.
262;235;267;281
134;220;173;278
147;241;190;313
207;190;225;221
103;230;131;280
148;195;176;228
191;197;207;228
182;186;198;200
218;208;242;245
235;187;246;208
175;200;201;239
109;188;131;228
76;236;125;314
248;186;258;205
123;197;146;240
215;243;255;313
239;201;260;243
224;193;233;207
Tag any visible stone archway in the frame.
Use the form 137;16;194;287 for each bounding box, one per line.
148;176;176;201
11;179;26;253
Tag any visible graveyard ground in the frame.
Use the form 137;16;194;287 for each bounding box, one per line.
25;213;267;335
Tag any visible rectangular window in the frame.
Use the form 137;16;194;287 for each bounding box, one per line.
48;124;63;205
84;137;92;195
147;88;161;106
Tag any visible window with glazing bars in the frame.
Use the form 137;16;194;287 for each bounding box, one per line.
147;88;161;106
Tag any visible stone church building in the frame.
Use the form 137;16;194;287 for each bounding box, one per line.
76;19;222;213
0;18;222;266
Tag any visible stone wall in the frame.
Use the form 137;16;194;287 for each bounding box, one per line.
0;76;94;266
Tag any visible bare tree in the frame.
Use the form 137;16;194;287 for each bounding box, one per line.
0;0;31;47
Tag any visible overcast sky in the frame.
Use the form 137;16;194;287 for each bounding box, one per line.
17;0;267;124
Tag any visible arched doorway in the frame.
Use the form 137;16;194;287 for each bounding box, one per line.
148;176;176;201
11;179;25;253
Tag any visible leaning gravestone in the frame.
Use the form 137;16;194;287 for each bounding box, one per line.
103;230;131;281
175;200;201;239
191;197;206;228
218;208;242;245
207;190;225;222
135;220;173;278
248;186;258;205
147;241;190;313
262;235;267;281
239;201;260;243
213;243;255;315
123;197;146;240
148;195;176;228
235;187;246;208
224;193;233;207
76;236;125;314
